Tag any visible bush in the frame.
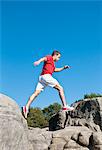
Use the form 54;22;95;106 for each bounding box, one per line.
27;107;48;128
27;103;61;128
42;103;61;121
84;93;102;99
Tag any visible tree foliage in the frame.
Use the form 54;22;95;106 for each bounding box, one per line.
42;103;61;121
84;93;102;99
27;103;61;128
27;107;48;128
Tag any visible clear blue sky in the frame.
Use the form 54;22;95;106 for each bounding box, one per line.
1;1;102;109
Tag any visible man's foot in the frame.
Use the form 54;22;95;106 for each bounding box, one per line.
22;106;29;119
62;105;74;111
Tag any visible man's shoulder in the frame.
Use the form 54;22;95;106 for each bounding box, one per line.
46;55;52;57
46;55;52;60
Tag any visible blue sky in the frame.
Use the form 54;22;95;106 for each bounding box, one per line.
1;1;102;109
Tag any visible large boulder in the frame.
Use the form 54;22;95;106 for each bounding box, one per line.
0;93;30;150
0;93;52;150
49;97;102;131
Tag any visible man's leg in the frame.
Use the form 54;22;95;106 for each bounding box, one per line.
22;76;47;119
54;84;67;107
45;75;74;111
44;75;67;107
26;89;42;109
22;89;42;119
54;84;74;110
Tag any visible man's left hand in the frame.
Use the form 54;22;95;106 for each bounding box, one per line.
64;65;71;69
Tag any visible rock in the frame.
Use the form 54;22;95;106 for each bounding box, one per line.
92;132;102;145
89;132;102;148
28;127;52;150
94;145;102;150
49;97;102;131
89;132;102;150
0;93;30;150
0;94;53;150
74;97;102;130
77;132;91;147
64;139;81;149
49;137;66;150
49;126;92;150
48;97;102;149
71;131;91;147
71;133;79;142
49;110;66;131
84;122;101;132
0;94;102;150
65;148;89;150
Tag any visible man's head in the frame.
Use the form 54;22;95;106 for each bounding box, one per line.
52;50;61;62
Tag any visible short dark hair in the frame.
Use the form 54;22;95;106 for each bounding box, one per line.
52;50;61;56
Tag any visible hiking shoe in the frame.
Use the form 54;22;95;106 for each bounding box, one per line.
62;105;74;111
22;106;29;119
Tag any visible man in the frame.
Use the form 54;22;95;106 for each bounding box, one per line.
22;50;74;119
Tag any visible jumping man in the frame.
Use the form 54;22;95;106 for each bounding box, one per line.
22;50;74;119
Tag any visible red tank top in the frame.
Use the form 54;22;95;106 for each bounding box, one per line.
41;55;55;75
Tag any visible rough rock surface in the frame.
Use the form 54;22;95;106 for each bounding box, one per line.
28;127;52;150
0;93;102;150
0;94;52;150
49;97;102;131
49;126;92;150
0;93;30;150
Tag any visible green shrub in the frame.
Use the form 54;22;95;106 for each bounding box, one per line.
27;103;61;128
84;93;102;99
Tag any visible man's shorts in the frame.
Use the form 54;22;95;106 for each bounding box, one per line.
35;74;61;91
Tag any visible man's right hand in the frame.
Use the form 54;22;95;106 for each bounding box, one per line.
33;57;47;66
33;61;40;66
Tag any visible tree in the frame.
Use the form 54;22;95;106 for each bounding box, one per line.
27;107;48;128
27;103;61;128
84;93;102;99
42;103;61;121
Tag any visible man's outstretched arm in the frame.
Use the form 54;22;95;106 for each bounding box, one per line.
54;65;71;72
33;57;47;66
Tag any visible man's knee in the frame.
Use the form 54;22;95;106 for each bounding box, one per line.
54;84;64;92
30;90;41;99
35;89;42;96
59;86;64;92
